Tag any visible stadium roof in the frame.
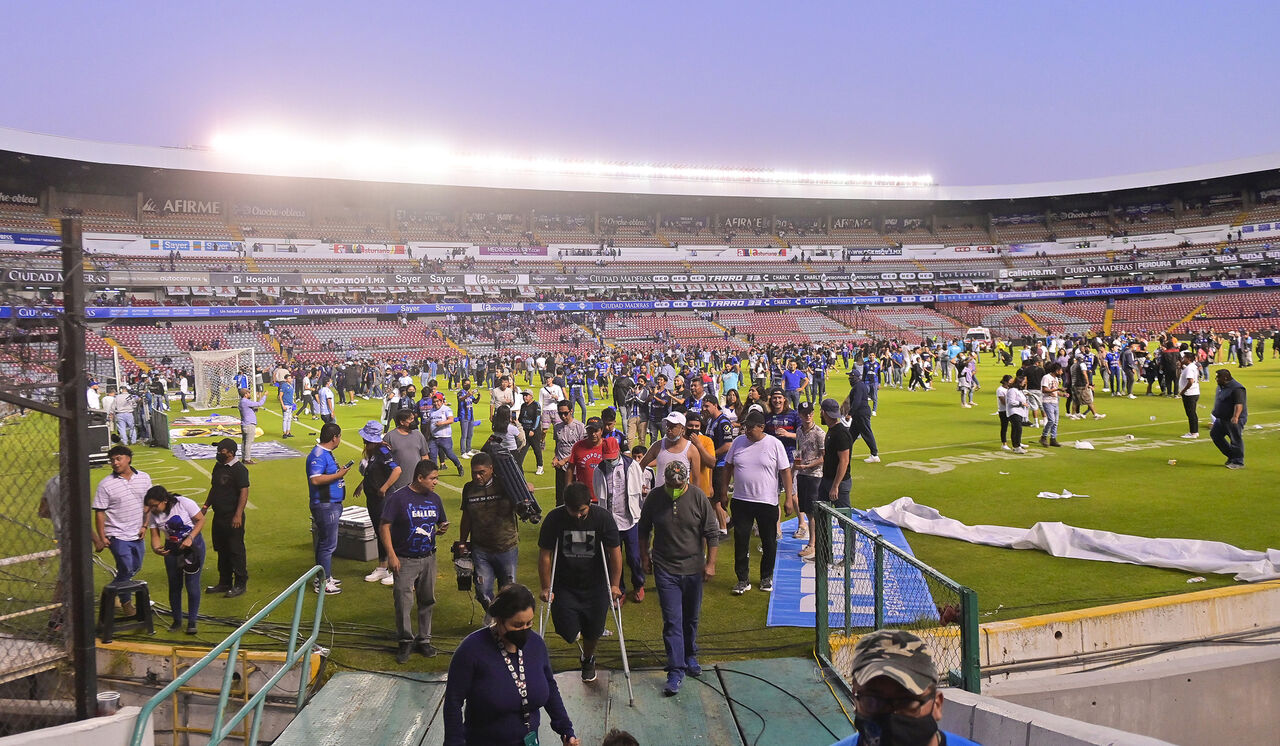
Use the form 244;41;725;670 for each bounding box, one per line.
3;126;1279;202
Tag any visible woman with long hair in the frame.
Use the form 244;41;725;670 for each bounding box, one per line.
1005;373;1030;453
144;486;206;634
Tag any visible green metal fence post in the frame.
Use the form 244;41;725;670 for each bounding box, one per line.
873;540;885;630
960;586;981;694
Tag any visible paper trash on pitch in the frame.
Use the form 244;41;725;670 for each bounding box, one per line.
867;497;1280;582
1036;489;1089;499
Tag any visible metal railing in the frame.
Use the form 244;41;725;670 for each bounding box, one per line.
813;504;980;694
129;566;327;746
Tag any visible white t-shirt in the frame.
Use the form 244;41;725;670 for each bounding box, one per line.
539;384;564;421
1179;363;1200;396
148;495;202;538
726;433;790;505
1006;387;1029;419
1040;373;1060;402
996;384;1008;414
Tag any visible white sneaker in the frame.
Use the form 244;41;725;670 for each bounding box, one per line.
1102;388;1110;392
1093;413;1106;420
315;578;342;595
1128;395;1137;399
871;411;877;416
364;566;391;583
380;574;395;586
1180;433;1199;439
1001;444;1012;451
461;452;472;459
792;526;809;540
536;466;544;475
864;455;881;463
1012;447;1027;454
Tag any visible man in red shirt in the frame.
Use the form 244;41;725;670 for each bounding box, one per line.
567;416;604;503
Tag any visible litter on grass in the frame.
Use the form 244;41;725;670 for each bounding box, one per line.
1187;577;1206;583
1074;440;1095;449
998;471;1010;475
1037;489;1090;500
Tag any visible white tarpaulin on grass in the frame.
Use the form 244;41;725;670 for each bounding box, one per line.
867;497;1280;582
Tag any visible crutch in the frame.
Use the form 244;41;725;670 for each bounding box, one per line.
601;546;635;706
539;538;559;636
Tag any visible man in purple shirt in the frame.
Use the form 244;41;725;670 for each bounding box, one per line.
238;388;267;464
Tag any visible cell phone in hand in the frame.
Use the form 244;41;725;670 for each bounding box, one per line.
344;460;355;469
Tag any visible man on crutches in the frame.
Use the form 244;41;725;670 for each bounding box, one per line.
538;483;622;683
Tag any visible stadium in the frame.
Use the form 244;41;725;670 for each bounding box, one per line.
2;19;1280;744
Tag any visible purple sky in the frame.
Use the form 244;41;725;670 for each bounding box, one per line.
5;1;1279;186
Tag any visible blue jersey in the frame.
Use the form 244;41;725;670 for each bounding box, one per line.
457;389;475;419
863;358;882;385
306;445;344;505
567;371;584;390
810;357;827;380
1105;351;1120;369
278;381;295;407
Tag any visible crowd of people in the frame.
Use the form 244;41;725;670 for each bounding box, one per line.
82;317;1269;745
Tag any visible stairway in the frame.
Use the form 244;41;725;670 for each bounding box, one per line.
1167;304;1205;334
103;337;150;373
655;230;674;248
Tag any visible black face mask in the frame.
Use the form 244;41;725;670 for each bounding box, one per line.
853;711;939;746
504;627;531;650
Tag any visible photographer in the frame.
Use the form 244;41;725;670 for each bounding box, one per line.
144;486;206;635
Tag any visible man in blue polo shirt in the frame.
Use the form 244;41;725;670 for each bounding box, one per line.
306;422;352;595
781;360;808;411
278;373;296;439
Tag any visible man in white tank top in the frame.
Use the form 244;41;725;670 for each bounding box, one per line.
639;412;702;485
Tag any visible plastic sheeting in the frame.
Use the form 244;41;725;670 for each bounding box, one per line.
866;497;1280;583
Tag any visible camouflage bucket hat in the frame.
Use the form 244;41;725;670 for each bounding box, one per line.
850;629;938;695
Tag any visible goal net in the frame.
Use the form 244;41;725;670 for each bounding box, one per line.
189;348;255;410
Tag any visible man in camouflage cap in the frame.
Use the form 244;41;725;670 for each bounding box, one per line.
829;629;979;746
637;459;720;697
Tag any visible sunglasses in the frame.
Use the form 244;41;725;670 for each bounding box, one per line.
558;411;571;416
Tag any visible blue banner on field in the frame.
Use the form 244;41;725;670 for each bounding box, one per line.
766;515;938;628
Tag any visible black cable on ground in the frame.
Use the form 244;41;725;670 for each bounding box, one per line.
717;666;840;741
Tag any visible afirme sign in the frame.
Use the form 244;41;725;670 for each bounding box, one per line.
142;196;222;215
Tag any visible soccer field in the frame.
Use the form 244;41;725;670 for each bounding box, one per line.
92;351;1280;673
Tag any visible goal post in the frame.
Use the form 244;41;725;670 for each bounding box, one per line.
188;348;255;410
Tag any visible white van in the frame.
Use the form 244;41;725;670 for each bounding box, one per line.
965;327;992;350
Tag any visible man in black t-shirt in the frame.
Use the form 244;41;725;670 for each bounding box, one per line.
203;438;250;597
702;395;735;534
537;483;622;683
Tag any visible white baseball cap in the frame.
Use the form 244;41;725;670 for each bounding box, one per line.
663;412;686;427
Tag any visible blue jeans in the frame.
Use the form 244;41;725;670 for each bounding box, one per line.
472;546;518;612
115;413;136;445
164;536;205;624
1042;402;1059;440
310;502;343;579
570;389;588;420
867;384;879;412
655;567;703;681
1210;417;1246;465
459;417;475;453
433;436;463;473
108;537;145;604
618;526;646;592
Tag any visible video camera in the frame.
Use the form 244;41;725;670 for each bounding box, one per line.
451;541;473;591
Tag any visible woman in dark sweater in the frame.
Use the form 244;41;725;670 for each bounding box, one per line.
444;584;579;746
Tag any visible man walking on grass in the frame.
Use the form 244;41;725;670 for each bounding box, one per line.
725;411;796;596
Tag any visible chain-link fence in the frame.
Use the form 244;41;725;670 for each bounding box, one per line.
812;503;980;695
0;226;98;735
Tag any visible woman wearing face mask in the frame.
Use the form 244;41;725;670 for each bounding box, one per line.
443;583;580;746
143;485;206;635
